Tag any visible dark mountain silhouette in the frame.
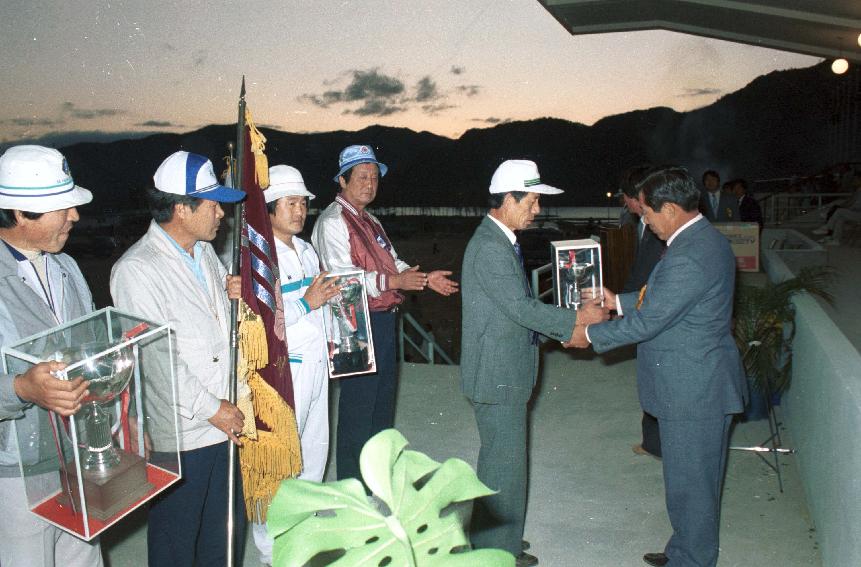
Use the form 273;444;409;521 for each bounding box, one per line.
56;61;857;212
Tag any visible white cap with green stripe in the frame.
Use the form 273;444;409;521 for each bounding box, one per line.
0;145;93;213
488;159;563;195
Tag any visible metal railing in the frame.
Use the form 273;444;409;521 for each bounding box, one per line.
398;311;455;365
531;263;554;302
758;192;852;225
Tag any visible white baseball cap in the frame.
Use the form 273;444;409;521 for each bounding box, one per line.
263;165;315;203
153;151;245;203
489;160;563;195
0;145;93;213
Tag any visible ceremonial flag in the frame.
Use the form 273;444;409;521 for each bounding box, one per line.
233;102;302;522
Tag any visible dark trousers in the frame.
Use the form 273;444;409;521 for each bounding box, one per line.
469;402;528;557
148;442;247;567
336;309;398;482
660;415;732;567
642;411;662;457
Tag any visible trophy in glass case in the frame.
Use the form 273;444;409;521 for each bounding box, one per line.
551;239;604;310
2;307;181;541
59;342;135;471
323;270;376;378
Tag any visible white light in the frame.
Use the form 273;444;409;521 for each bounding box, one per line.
858;33;861;48
832;58;849;74
605;192;612;198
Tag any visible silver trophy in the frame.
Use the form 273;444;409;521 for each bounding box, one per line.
329;279;369;374
562;260;594;309
58;342;135;472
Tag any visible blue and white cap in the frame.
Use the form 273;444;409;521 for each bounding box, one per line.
0;145;93;213
333;144;388;182
153;151;246;203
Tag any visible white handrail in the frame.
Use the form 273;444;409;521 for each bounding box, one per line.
398;311;455;365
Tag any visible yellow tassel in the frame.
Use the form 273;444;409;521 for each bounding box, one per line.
239;371;302;522
239;303;268;370
245;108;270;189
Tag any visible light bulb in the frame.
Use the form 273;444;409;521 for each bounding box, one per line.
832;58;849;74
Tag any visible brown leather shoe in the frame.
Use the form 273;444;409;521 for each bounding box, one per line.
643;552;669;566
515;551;539;567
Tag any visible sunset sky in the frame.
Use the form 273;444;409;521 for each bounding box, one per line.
0;0;821;146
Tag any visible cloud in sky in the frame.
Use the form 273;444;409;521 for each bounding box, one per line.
61;102;125;120
471;117;510;124
677;87;723;98
1;117;62;127
456;85;481;97
300;68;481;117
415;76;439;102
450;65;465;75
136;120;177;127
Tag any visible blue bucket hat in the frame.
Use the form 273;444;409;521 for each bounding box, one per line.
333;144;388;182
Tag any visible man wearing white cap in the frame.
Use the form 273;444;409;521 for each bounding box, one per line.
0;145;102;566
251;164;340;564
461;160;608;567
110;150;247;567
312;144;458;484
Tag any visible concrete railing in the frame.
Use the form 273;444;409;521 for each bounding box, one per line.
761;234;861;567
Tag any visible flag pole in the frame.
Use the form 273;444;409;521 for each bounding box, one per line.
226;76;246;567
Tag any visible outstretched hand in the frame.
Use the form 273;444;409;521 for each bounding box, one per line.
390;265;428;291
427;270;459;296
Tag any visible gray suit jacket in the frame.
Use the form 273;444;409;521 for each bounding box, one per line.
589;218;746;420
0;243;93;475
461;217;577;405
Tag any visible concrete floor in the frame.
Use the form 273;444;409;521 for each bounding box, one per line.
103;348;821;567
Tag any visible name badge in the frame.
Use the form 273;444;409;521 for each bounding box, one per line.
375;234;389;250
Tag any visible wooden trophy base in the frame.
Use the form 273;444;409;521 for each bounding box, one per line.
59;451;154;521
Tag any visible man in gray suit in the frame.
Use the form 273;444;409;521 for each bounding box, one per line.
461;159;609;567
699;170;739;223
571;166;746;567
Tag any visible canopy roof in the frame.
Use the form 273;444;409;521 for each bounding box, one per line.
538;1;861;63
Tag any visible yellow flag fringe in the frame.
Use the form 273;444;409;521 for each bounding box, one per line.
239;371;302;523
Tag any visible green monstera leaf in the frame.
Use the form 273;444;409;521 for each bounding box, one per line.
267;429;515;567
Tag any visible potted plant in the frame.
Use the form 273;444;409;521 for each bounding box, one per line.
733;265;832;418
266;429;514;567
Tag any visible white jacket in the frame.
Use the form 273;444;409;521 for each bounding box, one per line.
275;235;327;361
110;221;230;451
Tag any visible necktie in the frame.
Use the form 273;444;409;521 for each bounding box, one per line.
711;193;718;216
513;242;539;345
638;220;645;241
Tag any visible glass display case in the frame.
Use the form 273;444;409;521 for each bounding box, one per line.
551;239;604;310
2;307;181;541
323;270;376;378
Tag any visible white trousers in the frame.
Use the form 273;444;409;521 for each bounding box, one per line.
253;355;330;564
0;475;103;567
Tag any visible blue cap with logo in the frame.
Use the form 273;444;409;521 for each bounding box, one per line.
333;144;388;182
153;151;246;203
